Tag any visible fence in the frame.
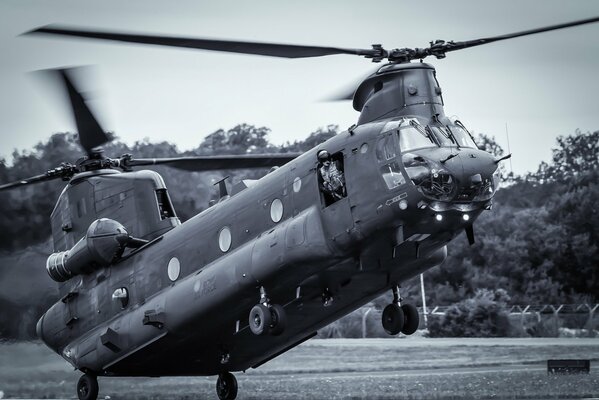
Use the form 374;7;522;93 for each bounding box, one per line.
343;304;599;338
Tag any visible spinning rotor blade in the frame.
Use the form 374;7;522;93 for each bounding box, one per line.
324;66;383;101
55;68;111;156
126;153;302;171
27;16;599;65
28;26;379;59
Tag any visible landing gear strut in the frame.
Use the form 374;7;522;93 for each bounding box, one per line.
216;371;238;400
249;286;287;336
381;285;419;335
77;373;99;400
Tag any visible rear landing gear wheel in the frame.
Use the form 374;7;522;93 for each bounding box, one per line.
269;304;287;336
216;372;238;400
77;373;98;400
382;303;404;335
401;303;420;335
249;303;272;336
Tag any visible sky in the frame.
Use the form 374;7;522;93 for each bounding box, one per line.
1;0;598;175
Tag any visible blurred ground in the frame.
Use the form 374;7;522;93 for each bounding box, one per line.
0;337;598;399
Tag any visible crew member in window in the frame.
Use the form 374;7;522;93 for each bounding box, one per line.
317;150;346;204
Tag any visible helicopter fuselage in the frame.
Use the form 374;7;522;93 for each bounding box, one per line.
37;109;497;376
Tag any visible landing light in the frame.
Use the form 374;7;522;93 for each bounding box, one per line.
435;214;443;222
462;214;470;221
399;200;408;210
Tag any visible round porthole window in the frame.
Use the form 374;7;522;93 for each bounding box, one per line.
219;226;232;252
293;177;302;192
360;143;369;153
167;257;180;281
111;287;129;308
270;198;283;223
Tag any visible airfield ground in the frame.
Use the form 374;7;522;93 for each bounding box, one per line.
0;337;598;399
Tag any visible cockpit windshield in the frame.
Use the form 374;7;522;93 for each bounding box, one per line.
398;123;436;152
448;124;477;148
429;126;455;147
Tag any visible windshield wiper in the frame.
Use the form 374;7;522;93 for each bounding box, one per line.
409;120;434;142
440;153;458;164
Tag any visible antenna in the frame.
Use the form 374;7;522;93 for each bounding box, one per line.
504;123;514;175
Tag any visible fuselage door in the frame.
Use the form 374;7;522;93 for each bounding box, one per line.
318;150;356;247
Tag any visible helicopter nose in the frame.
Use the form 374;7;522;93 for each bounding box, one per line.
458;149;496;177
452;149;498;202
402;148;498;202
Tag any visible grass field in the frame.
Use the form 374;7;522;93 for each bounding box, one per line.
1;337;598;399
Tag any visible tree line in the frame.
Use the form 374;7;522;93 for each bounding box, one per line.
0;125;596;339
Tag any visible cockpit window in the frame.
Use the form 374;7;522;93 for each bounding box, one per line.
397;123;435;152
429;126;455;146
376;133;397;161
448;125;477;148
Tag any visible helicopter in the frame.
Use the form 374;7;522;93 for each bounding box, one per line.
2;16;598;400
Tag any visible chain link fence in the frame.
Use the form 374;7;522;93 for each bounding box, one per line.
318;304;599;338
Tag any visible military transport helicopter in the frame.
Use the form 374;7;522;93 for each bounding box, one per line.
2;16;598;400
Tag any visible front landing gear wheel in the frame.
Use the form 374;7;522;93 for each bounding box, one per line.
249;303;272;336
382;303;404;335
77;373;98;400
269;304;287;336
401;303;420;335
216;372;238;400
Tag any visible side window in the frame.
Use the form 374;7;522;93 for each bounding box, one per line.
156;189;177;219
380;162;406;189
375;134;397;161
375;133;406;190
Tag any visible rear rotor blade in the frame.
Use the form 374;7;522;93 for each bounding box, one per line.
126;153;302;172
0;164;76;191
0;173;58;191
56;68;111;156
28;26;379;59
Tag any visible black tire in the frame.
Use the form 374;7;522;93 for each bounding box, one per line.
269;304;287;336
216;372;238;400
77;374;99;400
249;303;272;336
382;303;404;335
401;303;420;335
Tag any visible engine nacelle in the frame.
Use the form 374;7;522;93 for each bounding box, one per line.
46;218;128;282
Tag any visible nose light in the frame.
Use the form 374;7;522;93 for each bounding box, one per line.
462;214;470;221
399;199;408;210
435;214;443;222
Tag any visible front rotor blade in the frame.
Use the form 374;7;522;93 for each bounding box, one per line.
439;16;599;57
55;68;110;156
28;26;377;59
127;153;302;171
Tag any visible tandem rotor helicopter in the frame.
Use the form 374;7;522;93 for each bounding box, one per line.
2;16;598;400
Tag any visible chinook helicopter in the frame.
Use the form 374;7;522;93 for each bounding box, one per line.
2;16;598;400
